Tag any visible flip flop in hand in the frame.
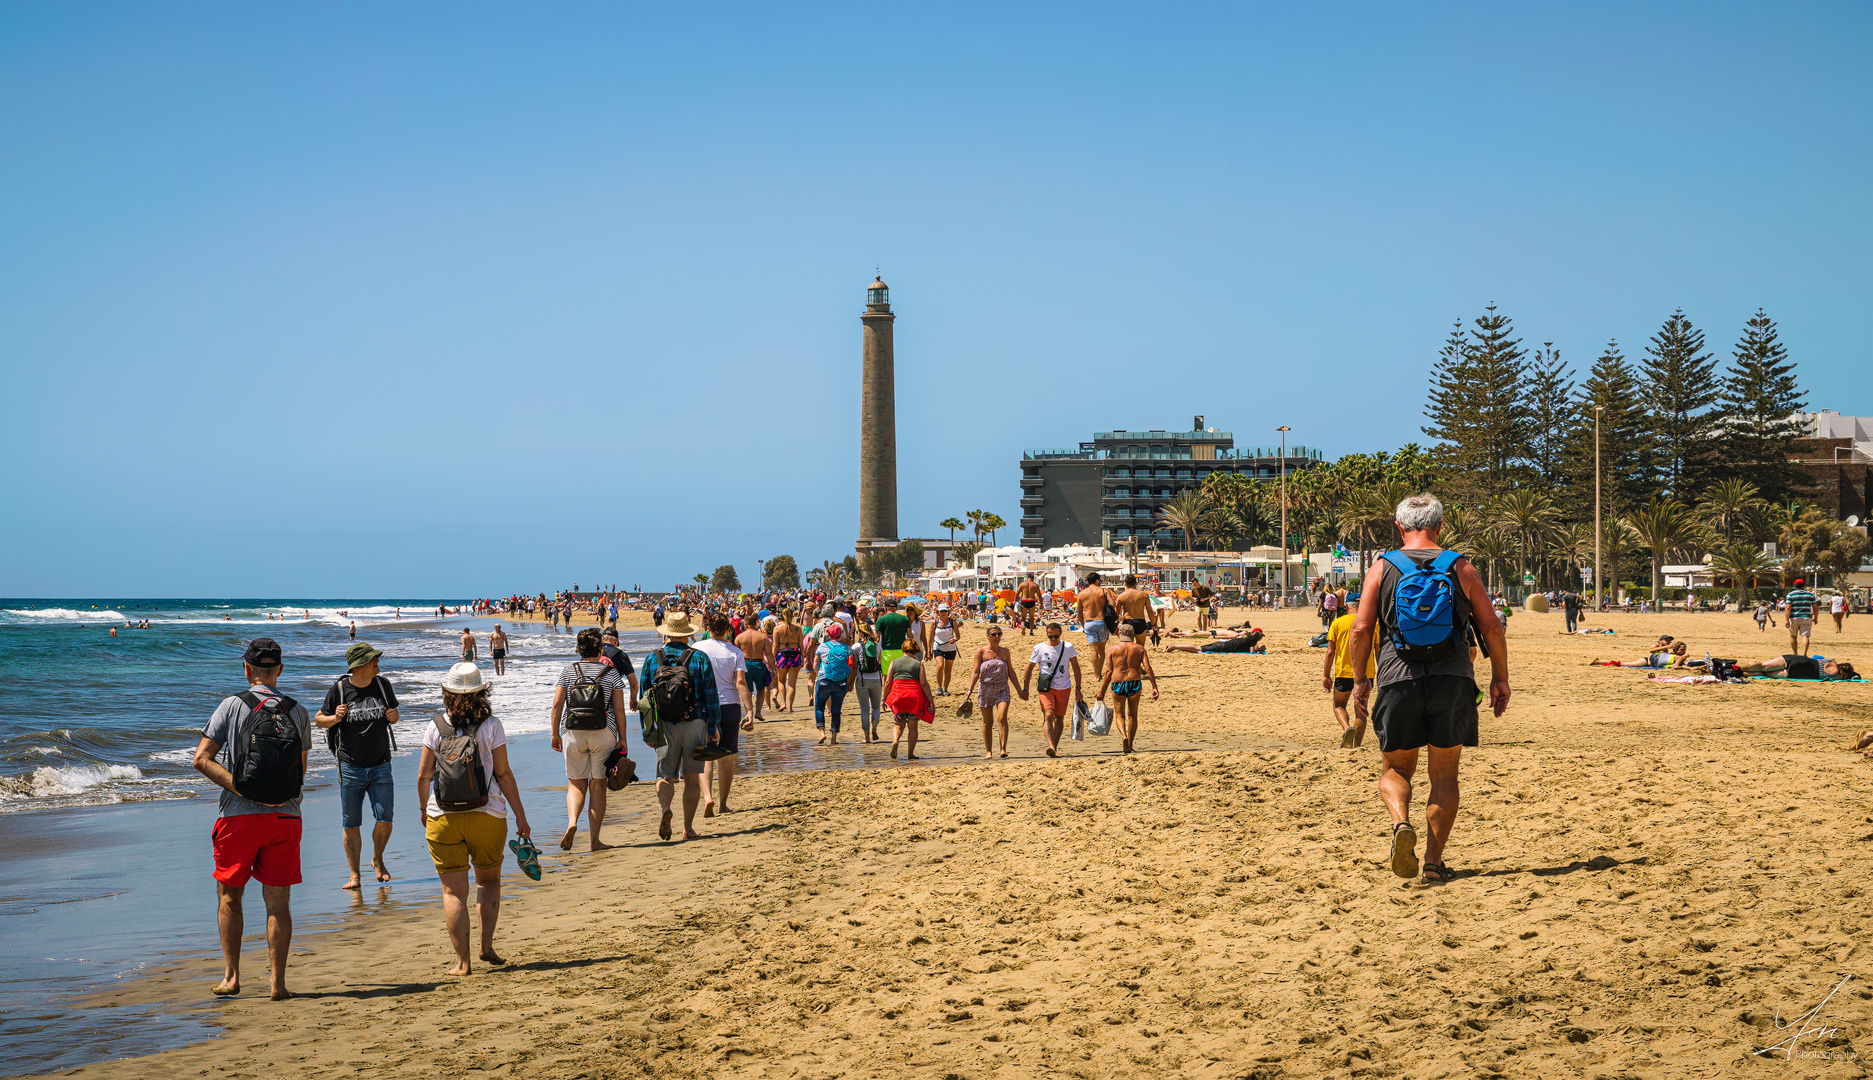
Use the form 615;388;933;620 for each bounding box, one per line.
509;838;543;881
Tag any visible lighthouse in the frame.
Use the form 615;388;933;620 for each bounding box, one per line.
858;275;898;552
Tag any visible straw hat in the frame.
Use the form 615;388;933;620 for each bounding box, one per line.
658;611;697;638
442;662;490;695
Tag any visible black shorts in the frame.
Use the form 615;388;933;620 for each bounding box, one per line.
1333;677;1355;693
715;704;741;755
1371;675;1479;753
492;649;506;659
1020;601;1036;610
1122;617;1150;637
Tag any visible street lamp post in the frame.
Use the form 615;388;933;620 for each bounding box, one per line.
1593;405;1604;612
1277;426;1291;603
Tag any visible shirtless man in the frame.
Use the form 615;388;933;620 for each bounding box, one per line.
1114;575;1156;641
489;624;509;676
1077;572;1114;679
1097;625;1158;754
735;617;775;721
1192;582;1214;631
1015;575;1043;636
771;609;807;713
459;627;477;662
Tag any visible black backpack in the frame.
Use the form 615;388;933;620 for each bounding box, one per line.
564;662;610;730
232;691;303;806
650;647;699;724
430;716;490;811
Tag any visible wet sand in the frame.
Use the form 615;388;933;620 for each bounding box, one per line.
49;605;1873;1079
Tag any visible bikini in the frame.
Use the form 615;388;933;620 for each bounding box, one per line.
1111;680;1141;698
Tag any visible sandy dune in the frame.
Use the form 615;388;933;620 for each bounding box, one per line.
59;605;1873;1079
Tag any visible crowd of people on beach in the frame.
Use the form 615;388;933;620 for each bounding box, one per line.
187;493;1868;1000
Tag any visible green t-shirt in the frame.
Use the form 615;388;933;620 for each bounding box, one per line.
876;612;911;650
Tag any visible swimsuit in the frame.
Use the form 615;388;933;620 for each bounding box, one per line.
774;646;804;670
745;658;772;690
1111;680;1141;698
492;648;506;659
975;656;1011;708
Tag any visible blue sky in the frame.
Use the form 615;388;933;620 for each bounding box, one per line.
2;3;1868;596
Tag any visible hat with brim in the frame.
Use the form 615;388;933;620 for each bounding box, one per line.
442;662;490;695
345;642;383;670
658;611;697;638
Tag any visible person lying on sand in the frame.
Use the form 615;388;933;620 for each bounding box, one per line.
1164;629;1265;654
1738;656;1859;681
1589;640;1688;668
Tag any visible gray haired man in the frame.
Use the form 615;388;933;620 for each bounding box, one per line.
1347;494;1509;884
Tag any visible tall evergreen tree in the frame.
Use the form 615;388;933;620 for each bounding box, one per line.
1641;309;1721;500
1422;305;1527;501
1717;308;1809;505
1558;340;1655;524
1523;342;1575;488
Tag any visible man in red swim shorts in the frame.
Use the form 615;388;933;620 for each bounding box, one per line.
192;637;312;1001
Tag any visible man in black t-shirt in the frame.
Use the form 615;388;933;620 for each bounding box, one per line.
600;628;641;711
314;642;401;890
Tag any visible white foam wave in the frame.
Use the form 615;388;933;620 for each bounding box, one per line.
31;747;62;756
3;608;128;622
145;748;195;765
0;764;145;800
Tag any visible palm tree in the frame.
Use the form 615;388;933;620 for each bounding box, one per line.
815;560;846;598
1552;521;1593;589
1598;517;1638;595
693;573;709;589
1468;528;1517;593
1204;507;1249;552
939;517;965;544
1708;542;1778;605
966;510;987;544
981;512;1007;547
1438;501;1474;552
1157;490;1217;551
1492;490;1563;589
1625;498;1698;604
1696;479;1765;545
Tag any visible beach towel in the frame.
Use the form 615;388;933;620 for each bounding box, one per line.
883;676;934;724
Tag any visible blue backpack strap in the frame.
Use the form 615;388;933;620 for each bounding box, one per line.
1429;549;1462;574
1382;550;1418;576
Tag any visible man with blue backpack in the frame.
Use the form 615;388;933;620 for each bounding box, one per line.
1347;494;1509;885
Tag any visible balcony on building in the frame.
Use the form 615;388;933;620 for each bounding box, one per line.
1019;496;1045;508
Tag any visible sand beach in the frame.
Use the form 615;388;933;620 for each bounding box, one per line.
45;605;1873;1079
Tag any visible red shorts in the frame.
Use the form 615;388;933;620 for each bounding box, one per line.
1038;688;1072;716
212;814;303;889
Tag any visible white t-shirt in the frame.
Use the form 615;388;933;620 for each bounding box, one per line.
1029;641;1078;690
1832;595;1846;614
422;713;508;818
695;638;746;707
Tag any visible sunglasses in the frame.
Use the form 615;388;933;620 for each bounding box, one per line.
988;630;1002;635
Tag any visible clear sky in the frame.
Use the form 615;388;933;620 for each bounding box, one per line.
3;3;1868;597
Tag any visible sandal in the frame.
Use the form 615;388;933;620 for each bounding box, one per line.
1421;862;1460;883
508;838;543;881
1388;822;1420;879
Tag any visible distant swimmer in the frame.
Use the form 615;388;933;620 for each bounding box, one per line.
349;621;356;640
459;628;477;663
109;627;117;637
489;624;509;676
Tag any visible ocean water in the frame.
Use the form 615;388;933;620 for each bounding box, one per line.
0;599;659;1076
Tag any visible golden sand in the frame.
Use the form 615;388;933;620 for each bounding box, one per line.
66;606;1873;1078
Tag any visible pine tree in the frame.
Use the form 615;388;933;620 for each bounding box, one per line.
1559;340;1656;524
1641;309;1721;500
1422;305;1528;501
1523;342;1575;488
1717;308;1809;505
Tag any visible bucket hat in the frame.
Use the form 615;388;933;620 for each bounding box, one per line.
442;662;490;694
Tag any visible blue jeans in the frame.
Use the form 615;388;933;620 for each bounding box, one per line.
813;679;849;733
855;677;883;733
1565;610;1578;632
337;760;395;828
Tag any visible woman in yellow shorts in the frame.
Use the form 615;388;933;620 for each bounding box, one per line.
417;662;534;976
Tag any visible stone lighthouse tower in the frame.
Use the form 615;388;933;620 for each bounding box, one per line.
857;275;898;551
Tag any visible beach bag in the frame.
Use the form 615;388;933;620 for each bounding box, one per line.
1308;632;1328;647
1102;600;1119;633
818;642;851;684
430;716;489;812
1069;699;1087;740
1086;700;1113;736
564;662;610;731
604;748;637;790
649;647;700;724
232;691;304;805
1382;549;1466;662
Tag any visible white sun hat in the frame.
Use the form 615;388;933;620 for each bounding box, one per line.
442;662;490;694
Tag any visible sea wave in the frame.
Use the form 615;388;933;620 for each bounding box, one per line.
0;764;146;800
3;609;128;622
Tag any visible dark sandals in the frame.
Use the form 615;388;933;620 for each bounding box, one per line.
1421;862;1462;883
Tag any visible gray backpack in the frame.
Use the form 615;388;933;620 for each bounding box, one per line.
431;715;490;812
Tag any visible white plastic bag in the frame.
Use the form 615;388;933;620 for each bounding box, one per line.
1069;706;1086;741
1086;701;1113;736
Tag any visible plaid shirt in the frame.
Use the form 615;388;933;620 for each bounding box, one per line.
639;641;721;733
